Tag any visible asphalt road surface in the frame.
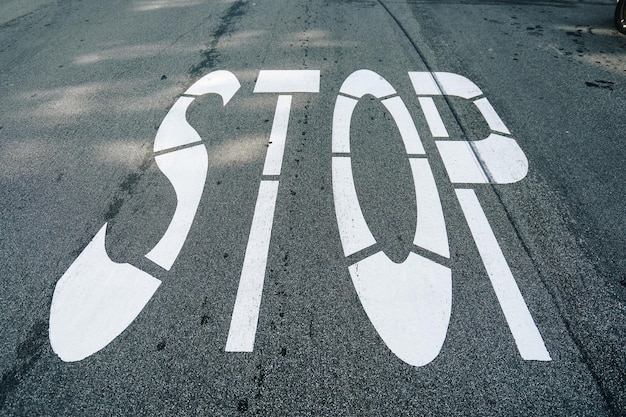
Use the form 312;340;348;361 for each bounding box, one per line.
1;0;625;415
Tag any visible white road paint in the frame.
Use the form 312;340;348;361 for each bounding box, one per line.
410;158;449;258
418;97;449;138
50;70;240;361
254;70;320;93
153;96;201;152
332;95;358;154
409;71;482;99
262;95;292;176
49;224;161;362
50;69;550;367
455;188;551;361
148;71;241;267
226;71;319;352
332;156;377;256
146;144;208;270
331;69;545;366
339;69;397;98
333;71;425;155
381;97;425;155
473;97;511;135
349;252;451;367
407;72;442;96
154;70;240;152
184;70;241;100
435;72;483;99
410;71;548;362
226;180;279;352
410;71;528;185
436;134;528;184
435;140;490;184
332;70;452;367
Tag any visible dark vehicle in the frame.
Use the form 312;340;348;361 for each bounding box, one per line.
616;0;626;34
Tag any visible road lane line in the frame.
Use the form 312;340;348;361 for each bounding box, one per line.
262;95;292;176
455;188;551;361
332;95;358;154
226;180;279;352
226;72;320;352
253;70;320;93
418;97;449;138
381;96;425;155
410;158;449;258
473;97;511;135
332;156;377;257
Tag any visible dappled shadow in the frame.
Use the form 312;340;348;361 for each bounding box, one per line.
0;0;347;390
2;0;624;414
0;0;325;407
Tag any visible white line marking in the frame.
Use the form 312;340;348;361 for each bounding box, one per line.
436;140;489;183
226;180;280;352
146;144;208;270
408;72;441;95
473;97;511;135
455;188;551;361
418;97;449;138
381;96;425;155
254;70;320;93
409;72;483;99
436;134;528;184
228;75;320;352
332;156;377;257
332;95;358;154
410;158;449;258
433;72;483;99
263;95;292;176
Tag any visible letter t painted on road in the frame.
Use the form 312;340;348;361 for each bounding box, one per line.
225;70;320;352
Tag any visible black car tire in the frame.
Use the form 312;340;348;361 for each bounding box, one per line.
616;0;626;34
